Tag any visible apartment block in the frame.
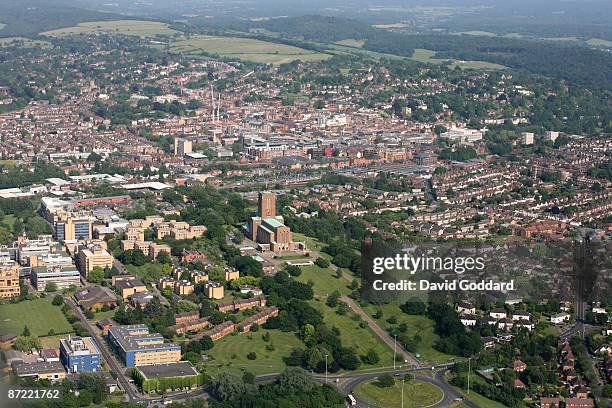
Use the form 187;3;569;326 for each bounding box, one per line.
0;262;20;298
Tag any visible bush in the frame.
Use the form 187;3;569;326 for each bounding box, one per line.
376;374;395;388
314;257;330;268
247;352;257;360
52;295;64;306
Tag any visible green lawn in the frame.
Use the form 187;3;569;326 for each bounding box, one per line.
204;330;303;376
42;20;178;37
447;373;507;408
296;264;351;296
93;309;115;322
354;378;443;408
125;263;168;285
362;303;456;364
0;298;73;337
293;232;326;252
310;301;394;369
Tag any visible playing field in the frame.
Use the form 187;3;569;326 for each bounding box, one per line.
41;20;177;37
204;330;303;376
354;378;443;408
0;298;73;337
169;35;331;64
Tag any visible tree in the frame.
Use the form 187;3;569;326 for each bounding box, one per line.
22;325;30;337
156;250;172;265
45;282;58;292
88;267;105;284
314;257;330;268
211;373;246;402
247;352;257;360
326;290;341;308
276;367;315;393
52;294;64;306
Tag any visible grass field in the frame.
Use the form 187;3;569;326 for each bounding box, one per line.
587;38;612;47
362;303;456;364
354;378;443;408
409;48;506;70
169;35;331;65
334;39;365;48
310;300;394;368
0;298;73;337
42;20;177;38
0;37;51;48
447;373;507;408
296;264;351;296
204;330;303;376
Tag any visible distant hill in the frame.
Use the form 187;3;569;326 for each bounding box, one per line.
0;0;128;37
255;15;376;43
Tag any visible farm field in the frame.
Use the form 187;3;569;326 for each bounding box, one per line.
169;35;331;64
204;329;303;376
409;48;506;70
334;39;365;48
587;38;612;47
354;378;443;408
41;20;177;37
0;298;73;337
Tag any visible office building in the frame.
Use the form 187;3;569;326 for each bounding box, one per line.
108;324;181;368
60;336;102;373
31;265;81;291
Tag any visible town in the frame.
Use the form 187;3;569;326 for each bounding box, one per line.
0;3;610;408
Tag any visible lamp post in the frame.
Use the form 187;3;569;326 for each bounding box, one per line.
467;357;471;395
325;354;328;384
393;334;397;370
401;377;405;408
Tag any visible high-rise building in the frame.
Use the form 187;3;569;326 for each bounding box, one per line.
258;191;276;218
0;261;20;298
174;138;193;156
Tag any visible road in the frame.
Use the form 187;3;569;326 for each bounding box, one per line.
64;296;140;401
341;296;420;366
257;365;477;408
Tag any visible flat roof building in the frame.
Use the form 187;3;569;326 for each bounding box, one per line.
60;336;102;373
108;324;180;368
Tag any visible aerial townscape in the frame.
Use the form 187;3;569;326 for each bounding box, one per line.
0;1;610;407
